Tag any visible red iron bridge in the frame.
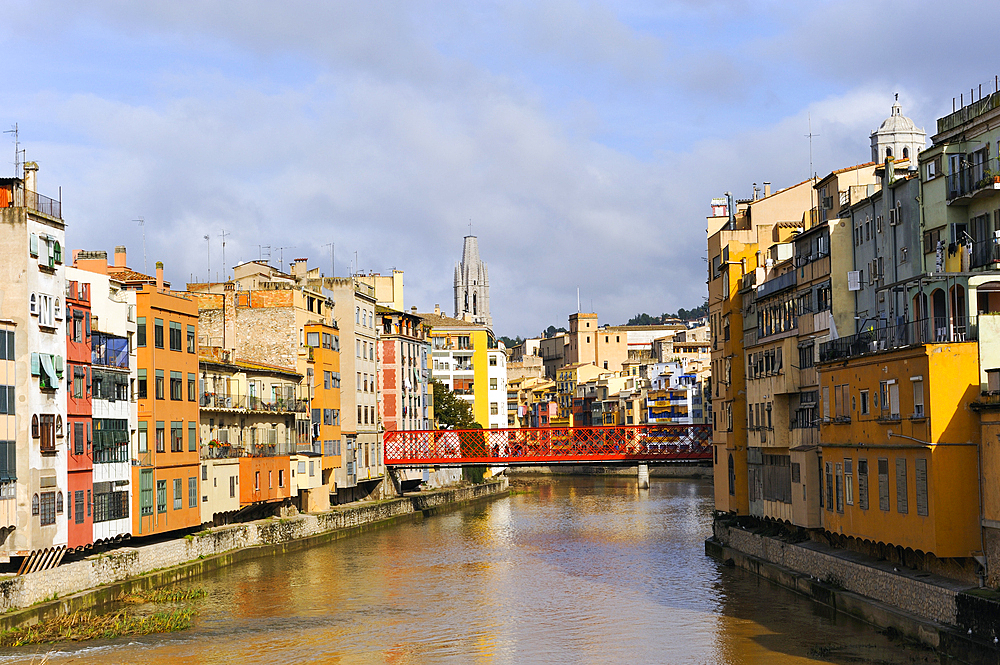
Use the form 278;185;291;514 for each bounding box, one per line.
383;424;713;467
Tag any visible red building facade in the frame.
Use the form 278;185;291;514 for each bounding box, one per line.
65;280;93;550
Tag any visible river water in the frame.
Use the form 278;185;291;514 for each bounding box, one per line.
2;476;952;664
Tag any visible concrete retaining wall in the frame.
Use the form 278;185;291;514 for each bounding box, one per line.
0;479;508;625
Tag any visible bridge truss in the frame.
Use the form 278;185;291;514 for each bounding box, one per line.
383;424;713;467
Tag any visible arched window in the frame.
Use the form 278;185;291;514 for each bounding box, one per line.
356;307;360;324
31;494;39;516
56;415;62;437
29;293;37;315
473;293;477;315
885;147;893;158
902;147;909;159
56;492;63;514
31;415;39;438
728;454;735;496
53;241;62;264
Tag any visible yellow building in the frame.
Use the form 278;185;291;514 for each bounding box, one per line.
421;308;499;428
817;337;981;561
553;363;602;426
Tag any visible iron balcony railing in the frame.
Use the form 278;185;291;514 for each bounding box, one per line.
819;315;975;363
971;238;1000;270
200;393;308;413
3;187;63;219
947;157;1000;201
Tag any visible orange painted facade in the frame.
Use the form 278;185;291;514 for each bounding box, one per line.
238;456;291;504
132;281;201;536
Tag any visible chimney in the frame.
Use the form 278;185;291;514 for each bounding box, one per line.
156;261;164;290
114;245;127;268
291;258;308;279
23;162;38;192
411;306;417;314
763;182;771;197
434;304;441;316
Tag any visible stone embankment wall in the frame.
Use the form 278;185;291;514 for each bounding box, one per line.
0;479;508;622
713;521;958;625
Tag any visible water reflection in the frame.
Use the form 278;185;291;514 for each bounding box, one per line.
0;476;952;664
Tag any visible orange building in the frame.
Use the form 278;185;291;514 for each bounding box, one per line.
305;323;341;493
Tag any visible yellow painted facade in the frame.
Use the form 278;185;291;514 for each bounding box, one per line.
818;343;981;558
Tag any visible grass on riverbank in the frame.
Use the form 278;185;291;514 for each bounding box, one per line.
0;608;196;647
0;587;206;647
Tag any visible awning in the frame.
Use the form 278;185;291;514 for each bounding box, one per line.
39;354;57;387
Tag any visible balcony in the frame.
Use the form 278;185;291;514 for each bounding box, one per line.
970;238;1000;270
92;333;129;369
947;157;1000;205
819;316;975;363
755;271;796;299
200;393;308;413
0;185;62;219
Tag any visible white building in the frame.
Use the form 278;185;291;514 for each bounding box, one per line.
487;347;507;429
0;163;69;569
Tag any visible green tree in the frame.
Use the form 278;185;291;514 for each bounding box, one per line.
498;335;524;348
432;380;478;430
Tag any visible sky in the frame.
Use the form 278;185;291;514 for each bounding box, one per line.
4;1;1000;338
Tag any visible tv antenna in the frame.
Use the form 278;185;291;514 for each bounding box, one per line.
258;245;271;263
219;229;230;280
134;217;147;273
204;235;211;280
276;246;294;273
805;113;820;214
3;124;23;178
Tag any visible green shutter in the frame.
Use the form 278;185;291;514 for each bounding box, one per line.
30;353;39;376
54;355;64;376
29;234;37;257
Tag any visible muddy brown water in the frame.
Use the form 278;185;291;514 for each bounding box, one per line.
0;476;953;663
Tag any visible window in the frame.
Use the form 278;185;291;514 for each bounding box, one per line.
137;317;146;347
154;318;164;349
859;389;869;416
278;470;284;488
491;402;499;415
825;462;834;511
170;371;182;400
173;477;182;510
230;475;236;498
188;373;196;401
835;462;844;512
877;458;890;511
490;378;497;390
188;421;197;451
834;384;849;419
74;421;85;455
923;226;943;254
728;454;735;496
39;414;55;452
489;356;497;366
844;458;854;506
188;476;197;508
138;368;147;399
138;421;148;453
171;421;183;452
187;325;196;353
911;377;924;417
0;385;13;416
169;321;182;351
156;422;165;453
896;458;908;514
75;490;85;524
39;491;56;525
156;480;167;513
155;370;164;400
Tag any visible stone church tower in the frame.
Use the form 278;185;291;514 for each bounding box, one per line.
454;235;492;329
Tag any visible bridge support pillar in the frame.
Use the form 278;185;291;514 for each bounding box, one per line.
637;463;649;489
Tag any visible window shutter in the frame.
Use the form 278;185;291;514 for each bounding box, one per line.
85;312;91;337
895;458;908;514
915;458;928;516
54;355;64;376
30;353;40;376
29;234;38;257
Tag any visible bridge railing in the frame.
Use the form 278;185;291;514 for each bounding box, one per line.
384;424;712;466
